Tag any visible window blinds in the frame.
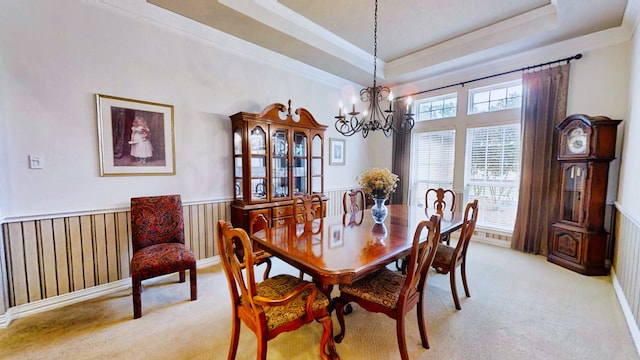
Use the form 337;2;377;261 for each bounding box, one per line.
411;130;456;206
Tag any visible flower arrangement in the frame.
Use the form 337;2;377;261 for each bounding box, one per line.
358;167;399;200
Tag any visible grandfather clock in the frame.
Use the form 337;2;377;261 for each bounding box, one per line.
549;114;621;275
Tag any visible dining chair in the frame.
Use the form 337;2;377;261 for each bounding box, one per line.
425;188;456;244
293;193;324;223
248;213;273;280
432;199;479;310
217;220;338;360
425;188;456;213
342;189;366;213
130;194;197;319
334;214;442;360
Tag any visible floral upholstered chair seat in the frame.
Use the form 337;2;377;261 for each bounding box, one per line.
130;243;196;280
339;268;404;309
250;274;330;331
432;243;454;272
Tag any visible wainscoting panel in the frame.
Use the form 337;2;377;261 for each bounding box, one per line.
1;200;232;308
614;207;640;330
325;187;353;217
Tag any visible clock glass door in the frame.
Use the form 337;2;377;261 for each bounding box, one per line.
562;163;586;224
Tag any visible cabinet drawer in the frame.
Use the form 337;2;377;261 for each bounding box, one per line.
272;216;293;227
272;205;293;218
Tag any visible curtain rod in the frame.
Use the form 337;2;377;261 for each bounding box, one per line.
396;53;583;100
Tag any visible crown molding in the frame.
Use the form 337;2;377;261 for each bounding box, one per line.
97;0;355;89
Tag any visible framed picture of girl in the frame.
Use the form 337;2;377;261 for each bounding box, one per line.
96;94;176;176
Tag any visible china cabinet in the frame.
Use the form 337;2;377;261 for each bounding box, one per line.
549;114;621;275
230;100;327;231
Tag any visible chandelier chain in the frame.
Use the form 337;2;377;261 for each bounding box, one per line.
373;0;378;88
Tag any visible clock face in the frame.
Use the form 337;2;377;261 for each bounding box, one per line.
567;128;587;154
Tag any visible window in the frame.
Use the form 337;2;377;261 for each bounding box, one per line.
464;124;521;231
415;93;457;121
407;75;522;239
410;130;455;206
468;80;522;114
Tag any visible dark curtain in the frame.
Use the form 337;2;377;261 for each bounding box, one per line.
391;98;411;205
511;64;570;254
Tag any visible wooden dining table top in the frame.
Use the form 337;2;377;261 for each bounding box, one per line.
251;204;464;291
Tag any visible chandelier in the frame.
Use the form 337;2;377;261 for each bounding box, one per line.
334;0;415;138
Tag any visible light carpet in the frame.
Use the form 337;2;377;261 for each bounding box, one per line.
0;242;637;360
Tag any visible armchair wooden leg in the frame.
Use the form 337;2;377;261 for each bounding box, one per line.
179;269;186;283
190;266;197;300
257;333;268;360
132;276;142;319
227;308;240;360
316;312;338;360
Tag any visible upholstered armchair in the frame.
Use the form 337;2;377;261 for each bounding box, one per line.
217;220;338;360
130;195;197;319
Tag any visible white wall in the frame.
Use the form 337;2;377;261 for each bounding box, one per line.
567;42;630;203
0;0;366;218
618;25;640;218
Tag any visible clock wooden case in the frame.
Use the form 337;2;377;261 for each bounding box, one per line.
230;100;327;232
549;114;621;275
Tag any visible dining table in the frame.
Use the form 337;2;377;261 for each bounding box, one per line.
250;204;464;296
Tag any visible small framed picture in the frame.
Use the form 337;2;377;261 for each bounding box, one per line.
96;94;176;176
329;138;345;166
329;224;344;248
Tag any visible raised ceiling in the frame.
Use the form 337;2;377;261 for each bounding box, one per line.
147;0;627;86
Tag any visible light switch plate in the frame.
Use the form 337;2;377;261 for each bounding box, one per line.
29;155;44;169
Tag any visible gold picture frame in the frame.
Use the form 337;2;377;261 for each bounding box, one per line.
96;94;176;176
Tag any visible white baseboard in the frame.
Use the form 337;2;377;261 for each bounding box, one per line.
612;267;640;358
0;257;219;328
471;236;511;248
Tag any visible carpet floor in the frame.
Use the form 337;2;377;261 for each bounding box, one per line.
0;242;637;360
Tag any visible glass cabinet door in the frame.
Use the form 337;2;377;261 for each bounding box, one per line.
233;127;243;201
249;125;267;202
292;131;308;195
311;134;323;194
271;128;289;199
562;163;586;224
